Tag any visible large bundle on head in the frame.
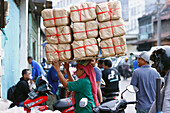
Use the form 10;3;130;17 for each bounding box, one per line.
96;1;122;22
100;37;126;57
45;44;72;61
45;26;72;44
42;1;127;62
72;38;99;58
70;2;97;22
73;21;98;40
41;8;70;27
99;18;125;39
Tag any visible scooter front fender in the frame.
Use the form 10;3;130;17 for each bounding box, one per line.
24;96;48;109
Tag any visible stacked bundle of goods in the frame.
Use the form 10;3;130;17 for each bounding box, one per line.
96;1;127;57
41;8;72;61
41;1;127;62
70;2;99;59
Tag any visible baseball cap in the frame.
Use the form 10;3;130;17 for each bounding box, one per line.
135;51;150;62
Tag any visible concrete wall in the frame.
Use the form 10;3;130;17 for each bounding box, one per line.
19;0;29;75
126;44;137;56
29;14;38;61
0;32;1;97
37;26;41;63
0;30;6;97
1;0;20;98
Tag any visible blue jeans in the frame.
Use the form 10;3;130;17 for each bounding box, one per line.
136;108;150;113
18;101;25;107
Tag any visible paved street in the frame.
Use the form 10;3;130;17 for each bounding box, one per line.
119;77;136;113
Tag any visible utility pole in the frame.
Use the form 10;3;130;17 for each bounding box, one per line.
157;0;161;46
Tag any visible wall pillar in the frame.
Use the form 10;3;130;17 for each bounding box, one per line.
0;31;1;97
37;17;41;63
19;0;29;74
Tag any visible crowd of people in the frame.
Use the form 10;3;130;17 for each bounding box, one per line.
10;46;170;113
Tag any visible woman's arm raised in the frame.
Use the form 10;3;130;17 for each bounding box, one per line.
63;62;74;82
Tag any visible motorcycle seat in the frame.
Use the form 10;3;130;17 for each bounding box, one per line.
93;99;127;113
53;97;72;111
104;92;119;97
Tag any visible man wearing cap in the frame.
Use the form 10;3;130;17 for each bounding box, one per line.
130;51;160;113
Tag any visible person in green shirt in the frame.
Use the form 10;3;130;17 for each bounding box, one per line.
52;60;99;113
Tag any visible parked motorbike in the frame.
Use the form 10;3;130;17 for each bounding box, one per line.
53;97;74;113
93;85;138;113
53;85;138;113
23;75;52;113
101;86;120;101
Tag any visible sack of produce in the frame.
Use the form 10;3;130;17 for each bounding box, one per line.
96;1;122;22
73;21;98;40
70;2;96;22
72;38;99;58
100;37;126;57
99;18;125;39
42;8;70;27
45;26;72;44
45;44;72;61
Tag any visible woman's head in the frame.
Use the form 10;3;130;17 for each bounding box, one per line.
76;60;91;78
75;67;85;78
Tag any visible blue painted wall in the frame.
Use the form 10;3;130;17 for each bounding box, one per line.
1;0;20;98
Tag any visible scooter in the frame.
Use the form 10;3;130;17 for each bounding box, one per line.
100;80;120;101
23;75;52;113
53;97;74;113
101;87;120;101
53;85;138;113
53;96;92;113
93;85;138;113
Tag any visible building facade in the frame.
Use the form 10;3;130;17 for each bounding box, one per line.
145;0;166;14
52;0;109;9
119;0;128;20
137;0;170;51
127;0;145;34
53;0;85;9
153;3;170;46
0;0;51;98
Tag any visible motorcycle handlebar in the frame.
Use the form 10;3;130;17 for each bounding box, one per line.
126;101;138;104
